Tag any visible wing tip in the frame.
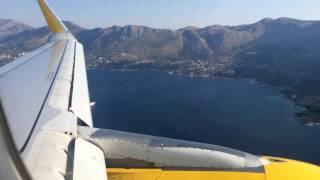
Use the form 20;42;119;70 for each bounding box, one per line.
37;0;68;33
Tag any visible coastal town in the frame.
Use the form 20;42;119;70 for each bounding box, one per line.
87;54;235;77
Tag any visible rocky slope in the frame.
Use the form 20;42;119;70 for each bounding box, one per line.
2;18;320;124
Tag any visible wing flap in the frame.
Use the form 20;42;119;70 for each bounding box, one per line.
72;138;107;180
70;42;93;127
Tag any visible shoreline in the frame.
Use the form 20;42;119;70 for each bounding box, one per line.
88;67;320;126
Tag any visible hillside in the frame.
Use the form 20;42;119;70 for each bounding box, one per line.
2;18;320;124
0;19;34;40
1;17;320;64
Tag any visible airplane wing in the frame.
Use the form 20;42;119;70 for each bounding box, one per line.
0;0;104;179
0;0;320;180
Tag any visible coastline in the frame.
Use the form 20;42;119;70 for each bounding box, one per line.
282;89;320;126
88;67;320;126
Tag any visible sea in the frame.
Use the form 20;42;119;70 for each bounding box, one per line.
87;69;320;165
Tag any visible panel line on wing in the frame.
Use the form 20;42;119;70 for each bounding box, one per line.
68;41;77;111
19;40;69;153
0;43;55;77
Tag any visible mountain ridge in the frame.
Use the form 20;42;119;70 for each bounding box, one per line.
3;17;320;76
2;17;320;124
1;17;318;58
0;19;34;40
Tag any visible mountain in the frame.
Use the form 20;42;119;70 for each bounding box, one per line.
2;17;320;81
2;17;320;124
2;17;319;61
3;17;320;77
233;18;320;90
0;19;34;40
77;25;184;60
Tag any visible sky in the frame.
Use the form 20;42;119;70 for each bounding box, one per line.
1;0;320;29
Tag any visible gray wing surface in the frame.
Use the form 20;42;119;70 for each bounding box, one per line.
0;31;101;180
0;36;92;154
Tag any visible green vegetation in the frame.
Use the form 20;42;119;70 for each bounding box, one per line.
291;95;320;125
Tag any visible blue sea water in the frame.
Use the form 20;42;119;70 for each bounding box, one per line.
87;69;320;165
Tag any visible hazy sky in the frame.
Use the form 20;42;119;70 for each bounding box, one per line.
1;0;320;29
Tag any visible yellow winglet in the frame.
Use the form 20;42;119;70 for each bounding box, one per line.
37;0;68;33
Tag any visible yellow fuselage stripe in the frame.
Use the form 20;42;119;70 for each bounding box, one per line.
106;168;265;180
106;157;320;180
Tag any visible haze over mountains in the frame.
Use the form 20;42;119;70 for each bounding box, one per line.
1;17;320;62
1;18;320;76
0;19;33;40
2;17;320;79
2;17;320;124
2;17;320;82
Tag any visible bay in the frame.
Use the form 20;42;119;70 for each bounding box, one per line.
88;69;320;165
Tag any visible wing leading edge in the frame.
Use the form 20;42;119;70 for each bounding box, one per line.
0;0;93;153
0;0;99;179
